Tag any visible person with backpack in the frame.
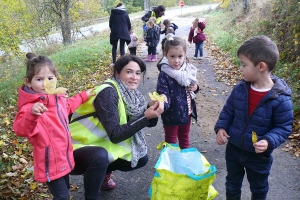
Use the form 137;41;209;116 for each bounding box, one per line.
188;18;206;60
141;5;165;41
141;5;165;25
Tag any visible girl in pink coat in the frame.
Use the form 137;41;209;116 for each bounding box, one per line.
13;53;94;199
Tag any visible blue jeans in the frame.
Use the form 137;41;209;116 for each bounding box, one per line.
46;175;70;200
194;41;204;58
225;142;272;200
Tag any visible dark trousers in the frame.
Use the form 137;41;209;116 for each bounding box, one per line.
129;47;137;55
71;146;109;200
106;154;148;174
46;175;70;200
225;142;272;200
147;46;156;55
112;39;126;63
163;116;191;149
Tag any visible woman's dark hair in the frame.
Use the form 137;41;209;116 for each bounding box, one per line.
113;55;146;76
25;52;57;82
155;5;165;17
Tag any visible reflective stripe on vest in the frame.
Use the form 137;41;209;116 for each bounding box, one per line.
70;79;132;163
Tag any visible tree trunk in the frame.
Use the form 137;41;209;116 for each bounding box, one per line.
61;0;71;44
243;0;250;13
144;0;149;12
230;0;236;11
51;0;72;45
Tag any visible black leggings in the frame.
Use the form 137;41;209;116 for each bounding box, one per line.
106;154;148;174
71;146;108;200
71;146;148;200
111;39;126;63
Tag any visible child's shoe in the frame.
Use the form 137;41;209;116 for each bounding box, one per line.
200;56;203;60
101;172;116;191
151;55;157;62
144;55;152;62
193;57;197;60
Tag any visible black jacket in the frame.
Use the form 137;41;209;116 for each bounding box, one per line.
109;7;131;45
146;28;159;47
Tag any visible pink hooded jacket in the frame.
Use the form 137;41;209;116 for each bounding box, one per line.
13;86;88;183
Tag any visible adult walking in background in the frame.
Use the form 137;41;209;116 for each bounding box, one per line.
69;55;164;199
109;2;131;66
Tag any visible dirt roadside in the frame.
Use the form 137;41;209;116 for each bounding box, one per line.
70;16;300;200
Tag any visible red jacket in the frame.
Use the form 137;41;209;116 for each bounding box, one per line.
13;86;88;183
188;27;206;43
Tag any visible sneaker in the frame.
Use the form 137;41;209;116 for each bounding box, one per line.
193;57;197;60
200;57;204;60
101;172;116;191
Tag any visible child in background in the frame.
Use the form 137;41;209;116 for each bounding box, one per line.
160;19;178;35
160;27;175;56
13;53;95;199
149;17;161;38
156;36;199;149
149;17;161;58
128;25;138;55
188;18;206;60
214;35;293;200
145;20;159;62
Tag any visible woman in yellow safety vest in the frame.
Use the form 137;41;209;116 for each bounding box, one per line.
141;5;165;40
69;55;164;199
141;5;165;25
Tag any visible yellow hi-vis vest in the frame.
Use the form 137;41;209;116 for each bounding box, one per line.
151;11;162;25
70;79;132;163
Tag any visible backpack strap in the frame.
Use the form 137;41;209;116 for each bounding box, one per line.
69;82;115;124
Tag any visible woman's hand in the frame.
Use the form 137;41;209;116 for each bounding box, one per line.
144;102;164;119
148;100;157;107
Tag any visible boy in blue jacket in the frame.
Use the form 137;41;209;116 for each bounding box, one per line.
214;35;293;200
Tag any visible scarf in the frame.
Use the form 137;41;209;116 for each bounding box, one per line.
112;77;147;167
160;58;198;99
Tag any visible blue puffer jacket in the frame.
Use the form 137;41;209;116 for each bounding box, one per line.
157;71;198;126
214;76;294;155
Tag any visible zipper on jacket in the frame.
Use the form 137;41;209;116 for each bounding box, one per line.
55;96;73;170
241;84;272;149
45;146;51;182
